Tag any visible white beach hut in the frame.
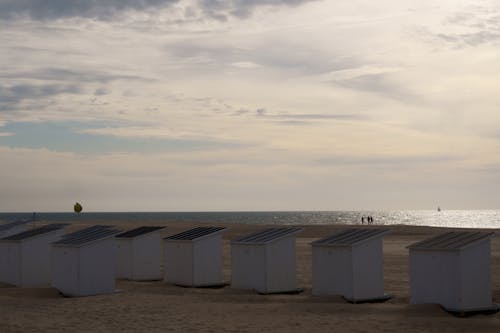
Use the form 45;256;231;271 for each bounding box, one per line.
0;220;31;238
408;231;496;313
311;228;390;302
0;224;68;287
163;226;226;287
231;227;302;294
115;226;164;281
51;225;121;297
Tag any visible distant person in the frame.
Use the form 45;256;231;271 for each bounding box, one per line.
361;216;365;224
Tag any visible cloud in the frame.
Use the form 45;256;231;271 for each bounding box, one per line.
420;4;500;48
333;72;423;105
317;154;462;168
0;68;152;83
0;0;317;22
0;0;179;20
197;0;317;20
0;83;81;109
230;61;260;69
0;66;153;118
164;36;353;77
94;88;110;96
230;107;365;123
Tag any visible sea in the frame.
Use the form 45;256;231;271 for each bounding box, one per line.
1;210;500;229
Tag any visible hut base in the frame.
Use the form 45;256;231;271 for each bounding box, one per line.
59;289;119;298
256;288;304;295
344;293;393;304
174;282;229;289
444;303;500;317
119;278;163;282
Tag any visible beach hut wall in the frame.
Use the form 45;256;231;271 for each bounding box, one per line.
231;227;302;294
115;226;164;281
0;220;31;238
408;231;495;312
163;226;226;287
311;228;390;301
51;225;121;297
0;224;68;287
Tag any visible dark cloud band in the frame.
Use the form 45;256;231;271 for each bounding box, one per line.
0;0;179;20
0;0;316;21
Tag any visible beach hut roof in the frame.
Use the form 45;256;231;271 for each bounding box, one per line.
116;226;164;238
407;231;495;251
311;228;390;247
60;225;112;239
232;227;302;245
53;226;120;247
164;226;225;241
0;219;32;232
0;224;68;241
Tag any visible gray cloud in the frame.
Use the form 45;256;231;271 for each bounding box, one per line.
0;83;81;111
0;0;179;20
233;107;365;124
94;88;110;96
166;38;356;76
273;113;363;120
424;6;500;48
317;154;461;168
0;67;151;113
268;112;367;126
436;30;500;48
334;73;423;104
198;0;317;21
0;0;316;21
0;67;152;83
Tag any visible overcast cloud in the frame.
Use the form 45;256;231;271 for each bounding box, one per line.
0;0;179;20
0;0;316;21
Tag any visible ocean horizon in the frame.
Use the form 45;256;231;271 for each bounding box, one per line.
1;210;499;229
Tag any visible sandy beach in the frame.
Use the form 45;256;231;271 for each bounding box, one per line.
1;222;499;332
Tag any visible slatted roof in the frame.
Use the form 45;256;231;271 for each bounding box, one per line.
312;228;390;247
407;231;495;251
53;225;121;247
164;226;225;241
1;224;68;241
60;225;112;240
232;227;302;245
0;219;32;232
116;226;164;238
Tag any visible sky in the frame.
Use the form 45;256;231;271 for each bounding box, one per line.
1;0;500;212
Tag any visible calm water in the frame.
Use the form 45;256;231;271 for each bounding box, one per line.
0;210;499;229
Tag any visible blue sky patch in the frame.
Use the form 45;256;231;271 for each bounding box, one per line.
0;121;242;154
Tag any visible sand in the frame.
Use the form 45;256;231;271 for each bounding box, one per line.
1;222;499;332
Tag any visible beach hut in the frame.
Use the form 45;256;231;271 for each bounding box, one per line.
311;228;390;302
51;225;121;297
231;227;302;294
163;226;226;287
0;219;31;238
0;224;68;287
408;231;496;313
115;226;164;281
